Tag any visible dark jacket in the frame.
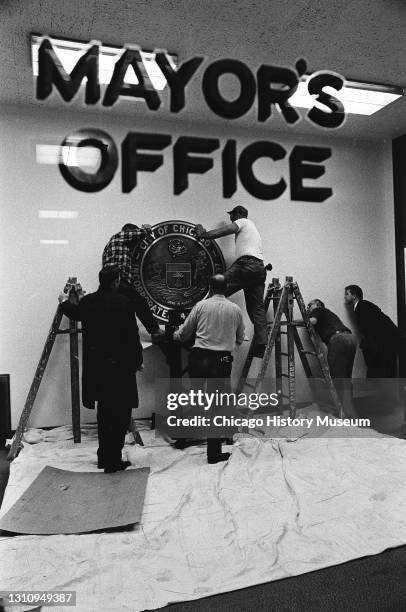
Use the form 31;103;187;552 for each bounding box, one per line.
354;300;400;349
61;288;143;409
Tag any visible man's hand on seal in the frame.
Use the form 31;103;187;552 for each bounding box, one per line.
195;224;206;239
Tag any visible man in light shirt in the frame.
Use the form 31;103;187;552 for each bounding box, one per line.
174;274;245;463
196;205;268;357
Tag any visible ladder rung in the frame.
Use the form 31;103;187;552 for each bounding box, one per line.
244;383;255;389
281;373;290;378
280;331;287;335
281;352;289;356
301;350;316;356
279;321;305;327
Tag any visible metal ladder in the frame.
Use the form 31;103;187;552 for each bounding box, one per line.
237;276;343;418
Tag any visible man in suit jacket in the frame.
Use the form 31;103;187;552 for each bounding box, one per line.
59;267;143;472
344;285;399;378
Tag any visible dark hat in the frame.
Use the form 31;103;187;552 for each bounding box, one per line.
227;205;248;217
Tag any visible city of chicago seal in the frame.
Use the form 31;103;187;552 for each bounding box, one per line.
133;220;225;323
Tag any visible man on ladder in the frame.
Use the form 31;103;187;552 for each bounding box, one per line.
196;206;268;358
59;267;143;473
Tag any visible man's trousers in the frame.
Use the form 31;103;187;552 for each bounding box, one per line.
327;331;356;416
224;256;268;345
97;398;132;469
188;347;233;461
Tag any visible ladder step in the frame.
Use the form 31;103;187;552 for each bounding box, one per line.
281;352;289;356
244;383;255;389
280;321;305;327
301;350;316;356
281;373;290;378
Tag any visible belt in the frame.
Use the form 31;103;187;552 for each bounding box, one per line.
192;347;233;364
192;348;231;356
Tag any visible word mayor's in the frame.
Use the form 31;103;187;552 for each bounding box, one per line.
36;38;346;128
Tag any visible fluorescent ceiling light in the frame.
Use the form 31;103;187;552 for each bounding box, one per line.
36;144;101;168
40;239;69;245
36;144;62;164
31;35;177;91
38;210;78;219
290;77;403;116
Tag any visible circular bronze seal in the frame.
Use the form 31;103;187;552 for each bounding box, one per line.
132;220;225;323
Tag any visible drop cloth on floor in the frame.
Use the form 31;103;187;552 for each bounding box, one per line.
1;414;406;611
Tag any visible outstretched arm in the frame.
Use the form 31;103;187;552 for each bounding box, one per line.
196;223;238;240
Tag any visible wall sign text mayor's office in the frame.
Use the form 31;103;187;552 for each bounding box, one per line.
36;37;347;202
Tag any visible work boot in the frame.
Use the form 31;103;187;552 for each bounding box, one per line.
104;460;131;473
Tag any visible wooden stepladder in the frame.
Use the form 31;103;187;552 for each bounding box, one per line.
7;278;82;460
8;278;143;461
238;277;343;419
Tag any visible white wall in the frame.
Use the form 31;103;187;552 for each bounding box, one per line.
0;104;396;427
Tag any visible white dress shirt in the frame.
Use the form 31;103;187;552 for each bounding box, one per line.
174;295;245;352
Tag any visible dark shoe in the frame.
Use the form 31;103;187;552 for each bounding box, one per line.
97;462;105;469
104;460;131;473
174;439;188;450
208;452;231;464
252;344;266;358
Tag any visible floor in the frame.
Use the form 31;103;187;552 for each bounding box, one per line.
155;545;406;611
2;401;406;611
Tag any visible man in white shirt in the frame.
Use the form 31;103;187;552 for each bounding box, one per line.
196;205;268;357
174;274;245;463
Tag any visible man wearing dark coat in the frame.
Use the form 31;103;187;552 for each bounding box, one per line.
344;284;400;378
59;267;143;473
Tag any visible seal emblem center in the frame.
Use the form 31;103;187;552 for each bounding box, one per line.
132;221;225;323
